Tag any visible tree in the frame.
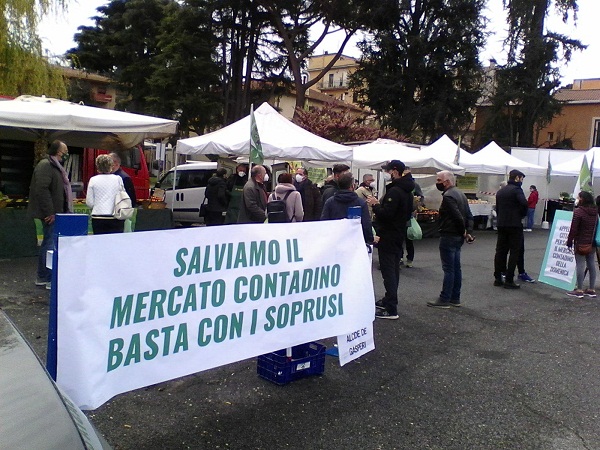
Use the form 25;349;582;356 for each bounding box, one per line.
293;102;405;143
0;0;67;97
483;0;584;147
258;0;363;115
349;0;486;144
147;1;222;136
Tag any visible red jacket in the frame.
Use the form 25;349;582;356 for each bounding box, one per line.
527;190;539;208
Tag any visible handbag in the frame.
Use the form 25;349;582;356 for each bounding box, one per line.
575;243;593;255
199;197;208;217
595;217;600;247
113;189;134;220
406;217;423;240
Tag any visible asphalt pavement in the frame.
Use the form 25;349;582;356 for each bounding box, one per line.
1;228;599;450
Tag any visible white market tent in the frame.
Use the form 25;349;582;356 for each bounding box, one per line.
469;141;547;176
420;134;477;167
551;147;600;176
351;138;465;175
0;95;178;150
176;102;352;162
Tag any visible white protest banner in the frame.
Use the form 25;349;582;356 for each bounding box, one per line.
56;219;375;409
538;209;576;290
336;321;375;366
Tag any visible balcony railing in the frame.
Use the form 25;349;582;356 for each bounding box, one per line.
319;80;349;90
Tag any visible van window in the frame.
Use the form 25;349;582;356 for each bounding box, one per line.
178;170;212;189
158;171;179;190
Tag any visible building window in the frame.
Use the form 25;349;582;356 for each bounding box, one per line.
547;132;554;142
593;119;600;147
328;74;334;88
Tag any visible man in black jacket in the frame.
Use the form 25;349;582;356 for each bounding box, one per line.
427;171;474;308
494;169;528;289
367;160;414;319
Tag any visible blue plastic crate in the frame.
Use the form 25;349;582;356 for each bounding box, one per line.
257;342;326;385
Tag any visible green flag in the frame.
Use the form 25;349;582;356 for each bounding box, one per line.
579;155;593;194
249;104;264;165
546;154;552;184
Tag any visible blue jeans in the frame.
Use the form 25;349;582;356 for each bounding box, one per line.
37;221;54;282
439;235;464;301
527;208;535;229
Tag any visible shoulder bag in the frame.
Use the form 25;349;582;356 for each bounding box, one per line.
114;189;134;220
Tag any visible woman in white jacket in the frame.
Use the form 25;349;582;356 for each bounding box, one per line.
86;154;126;234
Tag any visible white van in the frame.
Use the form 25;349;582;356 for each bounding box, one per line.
154;162;218;225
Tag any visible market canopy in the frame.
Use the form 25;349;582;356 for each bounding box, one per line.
0;95;178;150
176;102;353;162
420;134;477;167
468;141;547;176
551;147;600;177
351;138;465;175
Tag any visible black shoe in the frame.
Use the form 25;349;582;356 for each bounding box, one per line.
448;300;461;307
494;279;504;287
375;310;399;320
427;299;450;309
375;299;386;310
503;281;521;289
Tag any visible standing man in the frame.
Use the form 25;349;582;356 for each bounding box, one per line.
367;160;414;320
525;185;539;231
494;169;528;289
204;168;228;226
293;167;322;221
110;152;136;207
321;163;350;204
321;172;374;244
427;170;474;308
27;140;72;289
355;173;377;220
238;165;268;223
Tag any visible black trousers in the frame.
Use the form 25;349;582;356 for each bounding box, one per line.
92;217;124;235
378;237;404;315
494;227;523;281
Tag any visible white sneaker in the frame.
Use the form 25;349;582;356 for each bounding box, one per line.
524;229;532;232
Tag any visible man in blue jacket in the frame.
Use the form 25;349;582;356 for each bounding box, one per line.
494;169;528;289
367;160;414;320
321;172;374;244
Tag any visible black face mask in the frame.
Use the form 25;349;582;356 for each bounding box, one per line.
515;181;522;187
436;182;445;192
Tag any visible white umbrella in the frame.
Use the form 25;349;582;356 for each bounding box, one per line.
0;95;177;150
176;102;352;162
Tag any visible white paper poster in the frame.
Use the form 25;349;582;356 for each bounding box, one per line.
56;219;375;409
336;322;375;366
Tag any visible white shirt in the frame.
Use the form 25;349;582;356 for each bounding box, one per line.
86;174;125;216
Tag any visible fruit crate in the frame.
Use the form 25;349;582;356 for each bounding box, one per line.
257;342;326;385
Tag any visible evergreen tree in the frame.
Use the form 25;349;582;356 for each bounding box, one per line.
349;0;486;144
483;0;584;147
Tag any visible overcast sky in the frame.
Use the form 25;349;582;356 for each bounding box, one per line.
38;0;600;87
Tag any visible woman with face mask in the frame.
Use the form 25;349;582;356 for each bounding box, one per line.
224;164;249;224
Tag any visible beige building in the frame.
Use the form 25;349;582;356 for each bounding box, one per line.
306;53;360;105
535;79;600;150
61;67;117;109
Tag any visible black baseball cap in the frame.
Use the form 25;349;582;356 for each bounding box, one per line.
509;169;525;178
381;160;406;173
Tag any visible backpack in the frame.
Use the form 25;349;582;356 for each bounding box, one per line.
267;191;293;223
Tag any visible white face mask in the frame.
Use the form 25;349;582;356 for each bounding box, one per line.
295;174;304;183
238;171;246;177
574;199;579;206
369;181;377;189
383;172;392;181
263;173;269;183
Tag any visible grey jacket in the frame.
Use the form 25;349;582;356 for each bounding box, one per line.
27;157;68;220
238;178;268;223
